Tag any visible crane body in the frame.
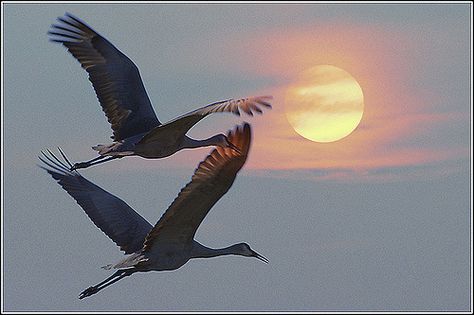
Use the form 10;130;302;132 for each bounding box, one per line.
39;123;267;299
48;13;272;170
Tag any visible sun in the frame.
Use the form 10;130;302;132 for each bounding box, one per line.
285;65;364;143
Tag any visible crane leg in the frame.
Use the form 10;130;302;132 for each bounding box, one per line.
78;269;134;299
71;155;120;171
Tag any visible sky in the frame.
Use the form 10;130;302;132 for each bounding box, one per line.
2;2;472;312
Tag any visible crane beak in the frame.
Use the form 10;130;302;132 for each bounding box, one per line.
251;250;269;264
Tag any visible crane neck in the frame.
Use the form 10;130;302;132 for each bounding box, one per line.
182;135;222;149
190;242;238;259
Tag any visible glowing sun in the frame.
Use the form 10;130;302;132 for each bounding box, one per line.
285;65;364;143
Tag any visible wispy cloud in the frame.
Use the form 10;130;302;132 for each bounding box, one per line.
211;22;470;182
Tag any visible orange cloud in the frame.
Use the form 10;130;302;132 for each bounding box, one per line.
210;23;469;181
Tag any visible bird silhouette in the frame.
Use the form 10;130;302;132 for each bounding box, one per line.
39;123;267;299
48;13;272;170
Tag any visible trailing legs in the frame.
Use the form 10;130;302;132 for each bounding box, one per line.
78;268;135;299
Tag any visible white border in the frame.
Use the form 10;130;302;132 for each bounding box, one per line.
1;1;472;314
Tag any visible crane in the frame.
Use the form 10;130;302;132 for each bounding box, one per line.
39;122;267;299
48;13;272;170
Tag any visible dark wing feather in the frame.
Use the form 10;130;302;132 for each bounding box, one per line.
49;13;161;141
142;123;252;251
38;149;153;254
138;96;271;145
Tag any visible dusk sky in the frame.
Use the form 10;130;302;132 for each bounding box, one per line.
2;3;471;312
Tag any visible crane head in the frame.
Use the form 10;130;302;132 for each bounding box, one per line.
235;243;269;264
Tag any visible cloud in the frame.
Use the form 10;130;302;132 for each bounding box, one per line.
209;22;470;182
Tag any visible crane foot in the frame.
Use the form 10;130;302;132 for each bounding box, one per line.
79;286;98;299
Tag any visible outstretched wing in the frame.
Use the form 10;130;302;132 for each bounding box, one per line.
137;96;271;144
38;149;153;254
48;13;161;141
142;123;252;251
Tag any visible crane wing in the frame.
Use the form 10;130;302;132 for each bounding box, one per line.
137;96;271;145
142;123;252;251
48;13;161;141
39;149;153;254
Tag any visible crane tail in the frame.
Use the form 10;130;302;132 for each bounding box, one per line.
92;143;134;157
91;143;114;155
